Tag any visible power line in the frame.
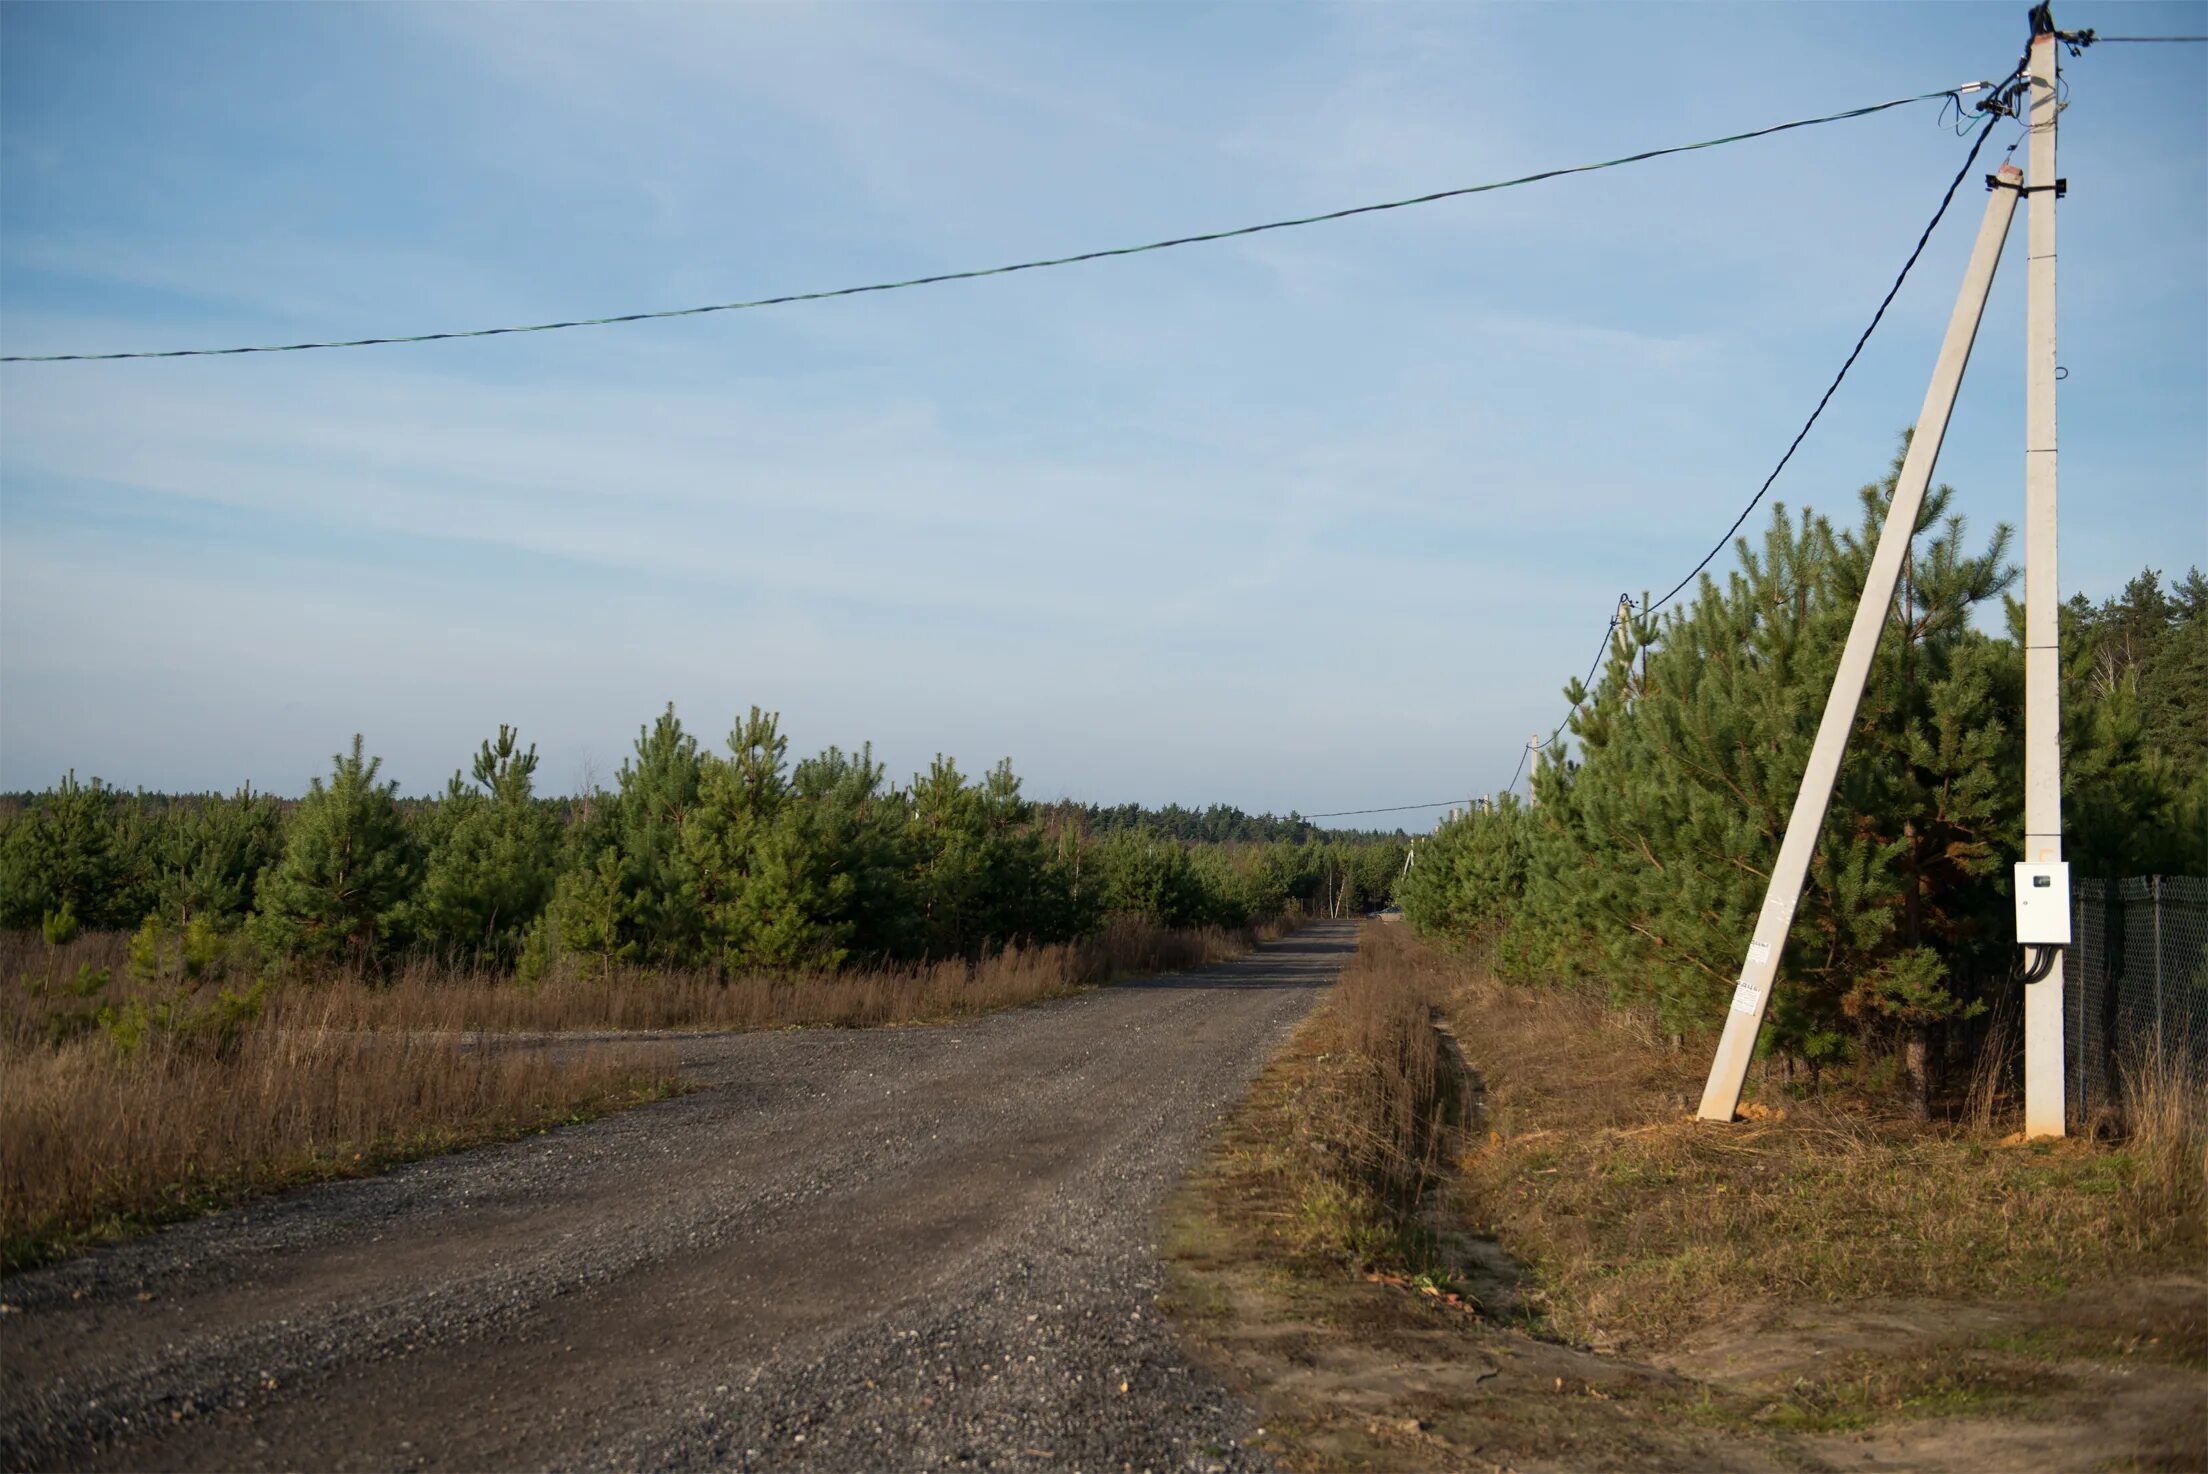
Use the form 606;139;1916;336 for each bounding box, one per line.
1496;105;2009;806
1501;602;1622;799
0;85;1980;365
1642;110;2008;617
1486;97;2014;805
2084;35;2208;43
1302;800;1469;821
1501;744;1533;799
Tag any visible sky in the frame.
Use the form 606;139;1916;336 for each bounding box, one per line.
2;1;2203;819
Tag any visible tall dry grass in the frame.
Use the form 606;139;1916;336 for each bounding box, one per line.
1280;922;1462;1267
1;1022;673;1270
1322;921;1456;1212
2119;1041;2208;1230
1;913;1295;1047
0;913;1299;1268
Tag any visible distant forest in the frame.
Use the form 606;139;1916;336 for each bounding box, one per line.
1038;802;1402;844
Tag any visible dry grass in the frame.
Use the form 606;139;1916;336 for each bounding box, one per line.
2120;1041;2208;1232
1;914;1293;1046
1419;932;2208;1352
1165;925;2208;1474
0;914;1298;1270
1231;922;1463;1271
1;1023;676;1271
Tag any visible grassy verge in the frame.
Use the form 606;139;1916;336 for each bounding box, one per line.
1442;937;2205;1353
4;913;1299;1273
1167;922;2208;1472
4;912;1297;1040
1;1027;682;1272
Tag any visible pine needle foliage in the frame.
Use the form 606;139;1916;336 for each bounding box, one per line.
1403;444;2204;1085
252;736;421;965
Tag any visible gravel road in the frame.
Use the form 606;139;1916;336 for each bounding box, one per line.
0;922;1354;1473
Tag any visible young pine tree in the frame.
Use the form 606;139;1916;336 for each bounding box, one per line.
413;726;560;965
254;736;421;965
150;787;285;929
613;704;706;964
0;772;129;931
1516;452;2019;1089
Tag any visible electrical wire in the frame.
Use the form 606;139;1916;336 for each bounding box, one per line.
1498;80;2021;806
1;86;1978;364
1640;108;2008;617
1301;800;1471;821
1502;744;1533;800
1481;62;2026;813
1501;603;1625;798
2084;35;2208;43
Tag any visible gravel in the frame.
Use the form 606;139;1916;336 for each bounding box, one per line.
0;923;1353;1473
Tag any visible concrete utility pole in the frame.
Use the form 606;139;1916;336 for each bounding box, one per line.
2022;11;2068;1138
1526;735;1541;808
1697;160;2024;1123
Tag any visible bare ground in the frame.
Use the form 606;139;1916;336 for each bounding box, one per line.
0;923;1357;1473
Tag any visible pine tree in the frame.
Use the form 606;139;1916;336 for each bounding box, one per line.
254;736;421;964
150;787;284;928
413;726;560;965
680;707;794;967
0;772;128;930
1511;450;2021;1077
1396;801;1529;941
1092;830;1211;929
613;704;706;963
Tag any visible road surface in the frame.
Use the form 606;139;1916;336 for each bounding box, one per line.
0;923;1353;1473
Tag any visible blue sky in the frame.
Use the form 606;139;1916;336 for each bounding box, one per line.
3;1;2203;817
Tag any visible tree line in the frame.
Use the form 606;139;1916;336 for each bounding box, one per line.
0;709;1406;975
1400;449;2205;1096
1036;801;1398;845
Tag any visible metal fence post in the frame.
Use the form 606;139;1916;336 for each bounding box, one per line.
2153;874;2165;1058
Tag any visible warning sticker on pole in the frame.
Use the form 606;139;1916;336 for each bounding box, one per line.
1730;980;1763;1014
1747;941;1771;965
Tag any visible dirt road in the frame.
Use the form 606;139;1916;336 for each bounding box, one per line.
0;923;1353;1473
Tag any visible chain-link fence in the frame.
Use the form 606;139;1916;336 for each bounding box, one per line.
2064;876;2208;1119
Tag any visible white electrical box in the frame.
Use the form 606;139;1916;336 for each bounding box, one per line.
2014;861;2071;946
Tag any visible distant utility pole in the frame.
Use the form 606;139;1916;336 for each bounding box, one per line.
2021;7;2068;1138
1696;157;2026;1123
1615;593;1635;695
1526;736;1541;807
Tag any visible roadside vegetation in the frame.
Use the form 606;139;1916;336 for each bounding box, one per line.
0;706;1373;1271
3;910;1299;1272
1169;461;2205;1470
1170;923;2207;1471
1;1011;677;1273
1438;931;2204;1350
1401;460;2204;1110
0;714;1400;983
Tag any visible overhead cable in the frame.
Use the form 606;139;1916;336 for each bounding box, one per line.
1497;105;2011;805
1302;800;1470;821
1641;109;2008;616
2;85;1981;364
1501;602;1623;798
